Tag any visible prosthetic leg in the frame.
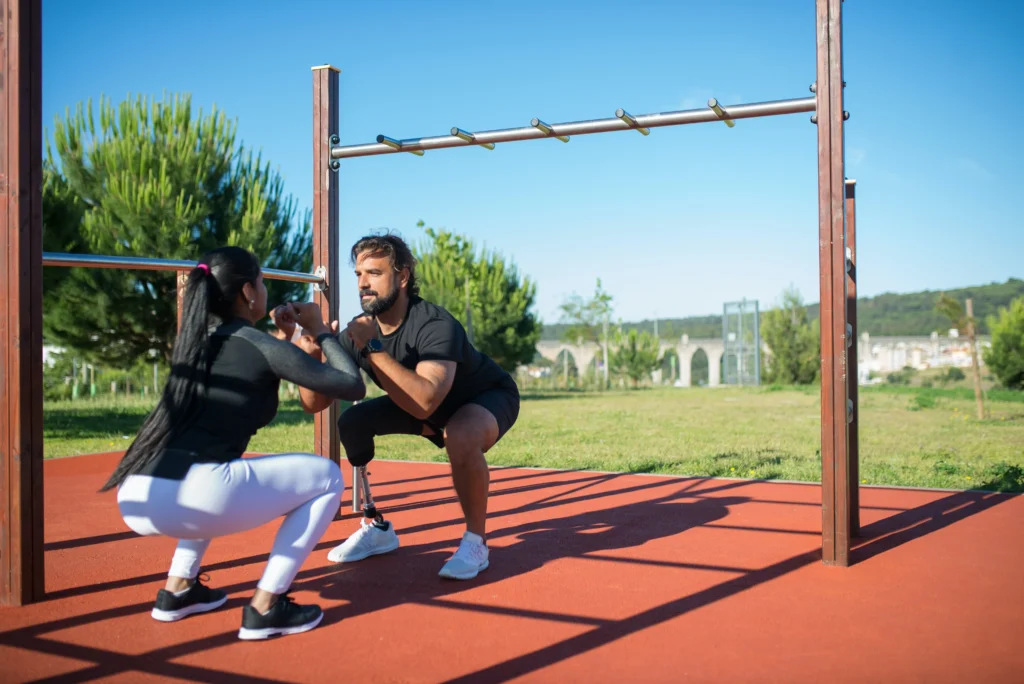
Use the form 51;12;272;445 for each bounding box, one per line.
327;463;400;563
352;465;391;531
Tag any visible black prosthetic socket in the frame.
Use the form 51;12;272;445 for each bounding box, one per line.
340;397;427;528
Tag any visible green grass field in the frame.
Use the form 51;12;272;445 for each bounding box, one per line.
42;385;1024;492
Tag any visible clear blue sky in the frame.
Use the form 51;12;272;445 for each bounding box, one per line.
42;0;1024;328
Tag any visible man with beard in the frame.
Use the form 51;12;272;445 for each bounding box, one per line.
290;232;520;580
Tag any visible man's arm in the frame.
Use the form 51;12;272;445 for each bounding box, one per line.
296;368;335;413
344;313;462;420
298;387;334;414
365;353;455;420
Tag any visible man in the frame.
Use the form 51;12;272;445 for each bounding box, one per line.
287;232;520;580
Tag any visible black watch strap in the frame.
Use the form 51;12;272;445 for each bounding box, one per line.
360;338;382;357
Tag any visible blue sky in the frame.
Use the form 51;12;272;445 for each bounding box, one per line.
42;0;1023;328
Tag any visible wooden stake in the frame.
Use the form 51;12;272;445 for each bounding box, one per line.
966;299;986;420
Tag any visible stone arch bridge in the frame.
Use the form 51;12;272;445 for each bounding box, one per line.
535;335;755;387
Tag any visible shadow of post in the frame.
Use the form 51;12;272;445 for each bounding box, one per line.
436;487;1019;683
851;489;1017;564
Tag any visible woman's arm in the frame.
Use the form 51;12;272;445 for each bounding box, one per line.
236;325;366;401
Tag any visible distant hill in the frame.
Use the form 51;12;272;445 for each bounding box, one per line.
539;278;1024;341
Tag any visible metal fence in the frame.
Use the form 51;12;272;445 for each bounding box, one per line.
722;299;761;386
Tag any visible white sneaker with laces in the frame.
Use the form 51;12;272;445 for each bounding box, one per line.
327;518;400;563
438;531;489;580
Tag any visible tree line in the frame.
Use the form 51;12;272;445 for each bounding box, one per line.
542;278;1024;341
755;286;1024;391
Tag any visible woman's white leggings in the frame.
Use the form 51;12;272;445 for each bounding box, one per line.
116;453;342;595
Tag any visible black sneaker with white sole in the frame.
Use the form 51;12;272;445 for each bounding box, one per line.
151;575;228;622
237;595;323;640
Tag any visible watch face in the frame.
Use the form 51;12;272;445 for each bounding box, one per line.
368;338;383;352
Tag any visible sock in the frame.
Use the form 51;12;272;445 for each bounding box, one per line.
464;531;485;546
173;585;191;597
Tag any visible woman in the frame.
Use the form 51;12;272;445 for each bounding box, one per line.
103;246;365;640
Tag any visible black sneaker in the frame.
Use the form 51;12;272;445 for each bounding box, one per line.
237;595;323;640
151;575;228;622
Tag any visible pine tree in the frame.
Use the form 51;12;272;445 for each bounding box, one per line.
557;279;614;345
414;222;541;371
42;93;311;366
761;286;820;385
557;279;615;389
610;328;662;387
982;296;1024;391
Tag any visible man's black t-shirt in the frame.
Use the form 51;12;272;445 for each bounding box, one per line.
338;296;514;426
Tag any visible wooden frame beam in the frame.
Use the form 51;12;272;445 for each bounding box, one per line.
815;0;851;566
846;179;859;539
1;0;45;606
311;66;342;487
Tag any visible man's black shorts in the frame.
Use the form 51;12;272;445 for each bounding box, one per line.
422;377;520;449
341;379;520;451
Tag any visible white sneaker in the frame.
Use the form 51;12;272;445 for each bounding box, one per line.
327;518;400;563
438;532;489;580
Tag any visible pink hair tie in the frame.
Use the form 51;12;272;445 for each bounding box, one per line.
196;263;210;274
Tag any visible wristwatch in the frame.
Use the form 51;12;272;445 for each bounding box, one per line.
360;338;383;358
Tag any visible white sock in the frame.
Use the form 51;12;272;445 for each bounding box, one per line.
464;531;484;546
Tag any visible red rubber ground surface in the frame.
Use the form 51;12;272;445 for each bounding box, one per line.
1;452;1022;683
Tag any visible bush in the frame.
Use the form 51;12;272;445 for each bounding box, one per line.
983;297;1024;390
887;366;917;385
945;367;967;382
981;462;1024;493
910;392;937;410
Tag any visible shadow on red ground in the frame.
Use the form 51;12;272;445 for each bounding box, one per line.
1;452;1022;683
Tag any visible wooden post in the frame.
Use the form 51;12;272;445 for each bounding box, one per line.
845;179;859;538
815;0;850;566
312;66;341;476
1;0;45;606
966;299;986;420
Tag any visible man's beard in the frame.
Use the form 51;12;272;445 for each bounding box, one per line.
360;288;399;316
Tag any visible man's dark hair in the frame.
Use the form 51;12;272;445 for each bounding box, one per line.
350;231;419;298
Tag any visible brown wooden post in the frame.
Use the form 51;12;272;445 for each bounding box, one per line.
845;179;859;538
815;0;850;566
312;66;341;476
1;0;45;606
965;299;986;420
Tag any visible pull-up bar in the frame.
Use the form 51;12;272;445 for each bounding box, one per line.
41;252;327;288
332;96;816;159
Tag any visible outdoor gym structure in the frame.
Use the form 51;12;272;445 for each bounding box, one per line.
1;0;857;606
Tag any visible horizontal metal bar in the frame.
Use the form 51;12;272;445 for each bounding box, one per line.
331;96;816;159
41;252;324;286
